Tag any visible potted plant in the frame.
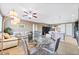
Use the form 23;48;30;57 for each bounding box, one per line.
4;27;13;35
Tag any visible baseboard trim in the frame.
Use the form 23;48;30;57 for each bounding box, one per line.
0;45;18;51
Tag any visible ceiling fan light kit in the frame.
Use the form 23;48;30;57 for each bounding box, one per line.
23;9;38;19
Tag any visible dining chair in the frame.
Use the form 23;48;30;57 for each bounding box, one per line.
41;38;61;55
76;31;79;46
30;38;60;55
15;33;30;55
54;38;60;54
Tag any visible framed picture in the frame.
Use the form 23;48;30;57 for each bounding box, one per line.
19;24;25;28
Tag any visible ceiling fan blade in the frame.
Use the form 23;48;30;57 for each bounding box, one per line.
29;11;32;13
23;15;28;17
33;13;37;15
24;11;28;14
33;16;37;18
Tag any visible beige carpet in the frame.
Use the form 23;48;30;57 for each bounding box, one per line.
57;36;79;55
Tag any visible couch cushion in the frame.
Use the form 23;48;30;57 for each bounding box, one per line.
4;33;10;39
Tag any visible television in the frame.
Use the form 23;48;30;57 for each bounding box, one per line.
42;26;51;35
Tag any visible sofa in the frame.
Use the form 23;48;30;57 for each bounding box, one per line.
0;33;19;50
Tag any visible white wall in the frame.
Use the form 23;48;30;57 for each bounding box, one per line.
5;19;33;33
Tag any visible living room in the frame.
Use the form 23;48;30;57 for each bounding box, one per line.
0;3;79;55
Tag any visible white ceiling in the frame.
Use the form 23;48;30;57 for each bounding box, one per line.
0;3;79;24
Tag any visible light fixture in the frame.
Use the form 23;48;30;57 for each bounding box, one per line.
9;10;17;17
8;10;20;25
23;9;38;19
11;17;20;25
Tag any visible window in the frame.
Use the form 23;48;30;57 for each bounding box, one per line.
0;14;2;32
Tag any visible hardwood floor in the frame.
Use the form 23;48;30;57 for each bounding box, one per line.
2;46;25;55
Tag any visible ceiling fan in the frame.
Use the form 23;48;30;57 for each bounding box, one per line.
23;10;38;19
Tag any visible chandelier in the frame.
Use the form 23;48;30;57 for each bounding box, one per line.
8;10;20;25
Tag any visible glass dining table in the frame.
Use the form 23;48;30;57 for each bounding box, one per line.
29;36;56;55
16;34;59;55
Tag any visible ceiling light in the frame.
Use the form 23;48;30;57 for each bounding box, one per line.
23;8;38;19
